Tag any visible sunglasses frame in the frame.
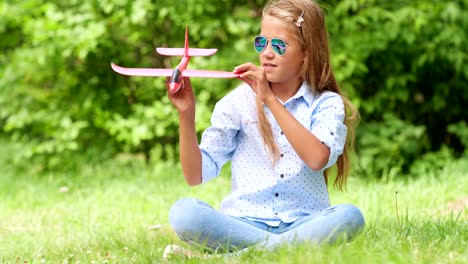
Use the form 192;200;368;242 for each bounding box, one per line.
254;36;289;56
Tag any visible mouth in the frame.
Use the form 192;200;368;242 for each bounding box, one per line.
263;63;277;69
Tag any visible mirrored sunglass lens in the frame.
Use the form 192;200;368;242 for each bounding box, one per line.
254;37;267;53
271;38;286;55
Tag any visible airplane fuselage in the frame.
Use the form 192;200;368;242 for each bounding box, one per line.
168;42;191;93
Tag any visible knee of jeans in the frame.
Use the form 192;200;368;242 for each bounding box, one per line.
169;198;202;232
339;204;366;230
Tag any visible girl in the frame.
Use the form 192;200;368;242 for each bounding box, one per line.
166;0;364;254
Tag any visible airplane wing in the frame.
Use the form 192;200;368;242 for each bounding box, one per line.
156;48;217;57
183;69;240;78
111;63;173;77
111;63;240;78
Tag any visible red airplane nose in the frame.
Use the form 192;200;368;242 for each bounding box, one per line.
169;82;182;94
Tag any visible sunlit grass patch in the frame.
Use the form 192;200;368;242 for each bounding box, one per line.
0;138;466;263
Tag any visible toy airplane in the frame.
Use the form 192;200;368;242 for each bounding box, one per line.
111;27;240;93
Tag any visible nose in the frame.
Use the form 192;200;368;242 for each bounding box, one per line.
262;43;275;58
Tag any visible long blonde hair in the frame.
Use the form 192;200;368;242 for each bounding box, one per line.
258;0;360;190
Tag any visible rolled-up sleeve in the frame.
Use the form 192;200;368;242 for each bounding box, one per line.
310;92;347;170
199;98;239;183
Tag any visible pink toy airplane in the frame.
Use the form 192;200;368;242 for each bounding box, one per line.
111;27;240;94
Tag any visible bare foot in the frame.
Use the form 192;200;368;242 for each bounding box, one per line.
162;244;199;260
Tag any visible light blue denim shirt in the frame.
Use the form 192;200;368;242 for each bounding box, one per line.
199;82;347;226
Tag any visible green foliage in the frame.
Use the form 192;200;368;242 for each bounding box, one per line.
326;0;468;176
1;0;467;174
409;146;454;176
0;0;262;165
0;137;467;263
355;113;428;177
448;121;468;156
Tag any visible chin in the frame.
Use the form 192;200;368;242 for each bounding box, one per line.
266;77;287;84
265;72;280;83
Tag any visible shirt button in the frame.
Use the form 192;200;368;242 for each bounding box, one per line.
275;193;279;197
280;131;284;135
280;174;284;178
275;212;278;215
280;153;284;157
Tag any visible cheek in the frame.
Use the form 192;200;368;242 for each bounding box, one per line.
285;53;305;71
287;47;304;61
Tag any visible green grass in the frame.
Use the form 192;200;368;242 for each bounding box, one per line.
0;139;467;263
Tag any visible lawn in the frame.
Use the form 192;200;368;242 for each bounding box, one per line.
0;139;467;263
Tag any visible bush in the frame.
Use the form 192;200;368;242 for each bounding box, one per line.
0;0;262;165
1;0;467;174
354;113;428;178
327;0;468;177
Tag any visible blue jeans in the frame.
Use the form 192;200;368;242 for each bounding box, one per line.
169;198;365;252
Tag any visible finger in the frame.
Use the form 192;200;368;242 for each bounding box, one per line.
234;64;253;74
234;62;257;73
183;77;192;89
165;77;172;92
239;70;260;80
238;76;255;87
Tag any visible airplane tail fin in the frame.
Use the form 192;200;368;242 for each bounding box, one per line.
184;26;189;57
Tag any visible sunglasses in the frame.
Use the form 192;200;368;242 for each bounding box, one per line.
254;36;288;56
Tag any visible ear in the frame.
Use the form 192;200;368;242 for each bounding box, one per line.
302;50;308;66
302;54;308;70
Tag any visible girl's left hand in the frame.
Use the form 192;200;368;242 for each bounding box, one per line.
234;63;275;103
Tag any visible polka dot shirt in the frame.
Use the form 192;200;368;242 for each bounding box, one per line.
199;82;347;226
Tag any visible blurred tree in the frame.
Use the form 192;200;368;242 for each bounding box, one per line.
325;0;468;175
0;0;263;167
0;0;466;176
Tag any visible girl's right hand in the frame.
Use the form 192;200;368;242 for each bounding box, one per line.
166;77;196;114
234;63;275;103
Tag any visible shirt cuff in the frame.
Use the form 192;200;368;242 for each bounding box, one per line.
201;150;218;183
312;123;347;170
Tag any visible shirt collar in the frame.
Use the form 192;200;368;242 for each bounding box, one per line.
284;82;314;107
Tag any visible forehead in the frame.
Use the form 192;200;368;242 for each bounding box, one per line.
260;15;296;41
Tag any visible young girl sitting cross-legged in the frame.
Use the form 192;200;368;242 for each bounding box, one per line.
165;0;365;255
